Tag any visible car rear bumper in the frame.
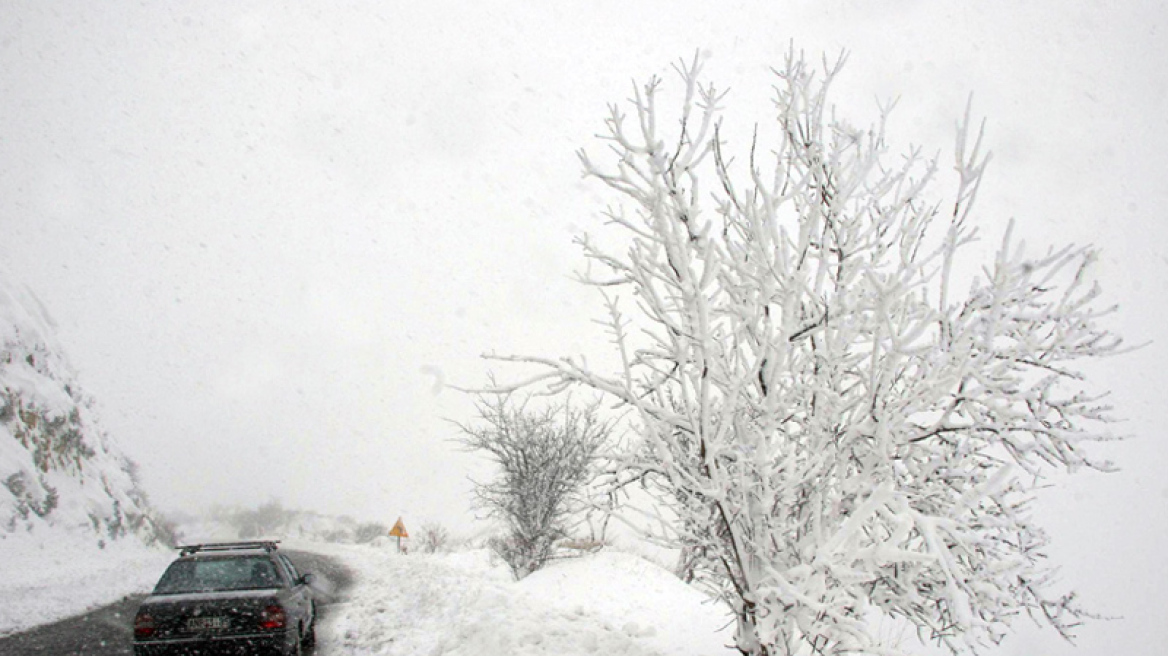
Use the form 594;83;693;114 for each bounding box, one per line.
133;630;294;655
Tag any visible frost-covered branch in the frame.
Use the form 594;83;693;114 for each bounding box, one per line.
486;49;1125;655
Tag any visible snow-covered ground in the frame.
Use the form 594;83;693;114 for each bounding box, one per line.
0;532;736;654
0;533;1124;655
0;527;172;636
304;541;736;656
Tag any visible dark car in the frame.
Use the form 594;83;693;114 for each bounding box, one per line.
133;541;317;655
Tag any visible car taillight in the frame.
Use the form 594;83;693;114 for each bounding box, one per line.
259;604;287;630
133;611;156;638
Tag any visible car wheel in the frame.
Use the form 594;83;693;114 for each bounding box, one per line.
302;618;317;650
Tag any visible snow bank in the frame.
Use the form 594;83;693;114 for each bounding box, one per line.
520;550;734;655
0;525;171;636
301;541;735;656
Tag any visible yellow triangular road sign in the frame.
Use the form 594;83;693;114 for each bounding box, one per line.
389;517;409;538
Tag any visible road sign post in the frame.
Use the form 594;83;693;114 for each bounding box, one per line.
388;517;409;553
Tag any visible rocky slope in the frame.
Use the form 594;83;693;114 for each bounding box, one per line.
0;268;170;547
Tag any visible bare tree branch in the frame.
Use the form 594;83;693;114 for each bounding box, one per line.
455;392;610;579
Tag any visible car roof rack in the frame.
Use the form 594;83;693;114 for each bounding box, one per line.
177;540;281;556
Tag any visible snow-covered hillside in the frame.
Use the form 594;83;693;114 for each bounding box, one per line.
0;268;173;632
0;269;170;544
172;502;416;546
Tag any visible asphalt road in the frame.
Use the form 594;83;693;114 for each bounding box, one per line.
0;550;354;655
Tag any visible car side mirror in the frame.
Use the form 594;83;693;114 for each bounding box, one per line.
299;572;317;587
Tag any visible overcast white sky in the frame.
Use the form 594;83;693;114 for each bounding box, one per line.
2;1;1166;653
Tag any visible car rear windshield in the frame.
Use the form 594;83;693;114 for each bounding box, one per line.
153;556;282;594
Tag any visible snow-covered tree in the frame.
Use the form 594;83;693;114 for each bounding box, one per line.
457;393;609;579
488;52;1126;654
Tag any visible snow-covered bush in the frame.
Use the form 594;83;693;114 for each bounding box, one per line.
418;522;451;554
457;393;610;579
354;521;390;544
488;52;1126;655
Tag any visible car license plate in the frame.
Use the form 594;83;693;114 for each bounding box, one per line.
187;616;230;631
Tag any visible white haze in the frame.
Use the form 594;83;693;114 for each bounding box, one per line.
1;2;1166;654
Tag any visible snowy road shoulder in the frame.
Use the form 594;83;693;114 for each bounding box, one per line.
301;542;735;656
0;529;172;637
